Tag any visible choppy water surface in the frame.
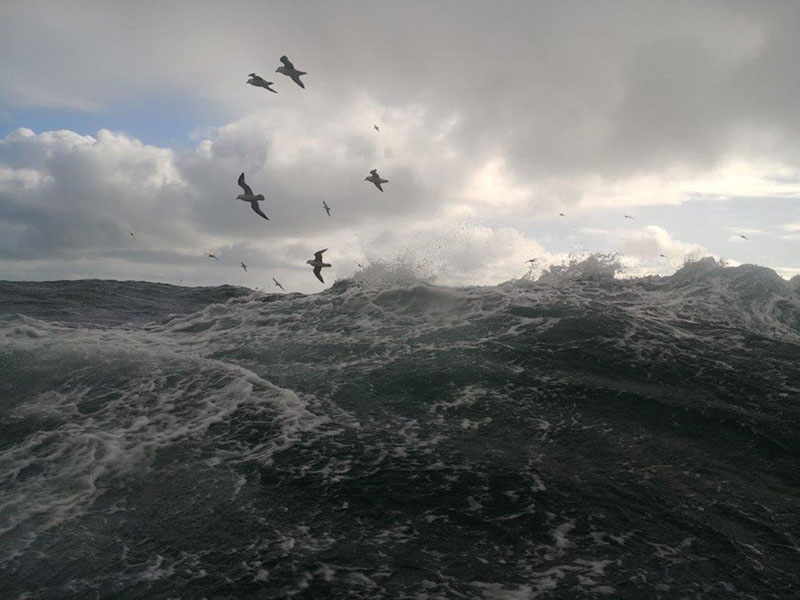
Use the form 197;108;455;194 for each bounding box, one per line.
1;257;799;599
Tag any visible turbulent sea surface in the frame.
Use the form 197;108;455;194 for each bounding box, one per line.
2;257;799;599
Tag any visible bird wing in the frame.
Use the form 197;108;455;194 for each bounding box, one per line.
370;169;378;176
290;73;305;88
250;201;269;220
238;172;253;195
374;181;384;192
313;266;325;283
314;248;327;262
280;55;294;69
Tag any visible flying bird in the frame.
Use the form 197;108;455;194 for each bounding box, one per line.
354;261;364;269
659;254;667;258
740;234;749;240
526;258;537;264
623;215;634;219
246;73;277;93
125;228;136;238
559;213;566;217
323;201;331;217
237;172;269;221
272;277;285;291
365;169;388;192
374;124;380;132
306;248;331;283
276;55;306;88
241;262;248;272
208;253;220;261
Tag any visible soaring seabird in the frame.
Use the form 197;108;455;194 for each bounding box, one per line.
306;248;331;283
125;228;136;238
526;258;537;264
374;124;380;132
323;201;331;217
740;234;749;240
624;215;634;219
246;73;278;93
272;277;285;291
559;213;566;217
276;55;306;88
236;172;269;221
241;262;248;272
208;253;220;261
659;254;667;258
365;169;388;192
354;261;364;269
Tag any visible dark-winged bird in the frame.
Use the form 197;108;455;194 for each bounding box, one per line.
306;248;331;283
323;201;331;216
365;169;388;192
272;277;285;291
246;73;278;93
236;172;269;221
276;55;306;88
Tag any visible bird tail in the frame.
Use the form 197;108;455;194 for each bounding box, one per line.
322;262;331;268
298;71;307;75
255;194;265;201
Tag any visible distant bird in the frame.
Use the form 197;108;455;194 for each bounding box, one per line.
178;279;184;285
276;55;306;88
306;248;331;283
740;234;749;240
365;169;388;192
272;277;285;291
374;124;380;132
236;172;269;221
208;253;220;261
125;228;136;238
246;73;278;93
659;254;666;258
323;201;331;217
241;262;248;272
525;258;537;264
354;261;364;268
559;213;566;217
624;215;634;219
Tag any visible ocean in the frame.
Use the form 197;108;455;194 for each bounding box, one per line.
1;256;799;599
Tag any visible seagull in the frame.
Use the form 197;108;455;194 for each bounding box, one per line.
236;172;269;221
525;258;537;264
272;277;285;291
125;228;136;238
246;73;278;93
241;262;248;272
374;124;380;132
208;253;220;261
365;169;388;192
323;201;331;217
354;261;364;269
276;55;306;88
624;215;634;219
740;234;749;240
306;248;331;283
659;254;667;258
559;213;566;217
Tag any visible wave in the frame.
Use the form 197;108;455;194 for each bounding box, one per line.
1;256;799;598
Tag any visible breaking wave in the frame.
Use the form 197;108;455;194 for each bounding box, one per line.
1;256;799;598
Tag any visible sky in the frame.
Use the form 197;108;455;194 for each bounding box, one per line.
1;0;798;293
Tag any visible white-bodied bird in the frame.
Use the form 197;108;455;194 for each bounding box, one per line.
236;172;269;221
306;248;331;283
